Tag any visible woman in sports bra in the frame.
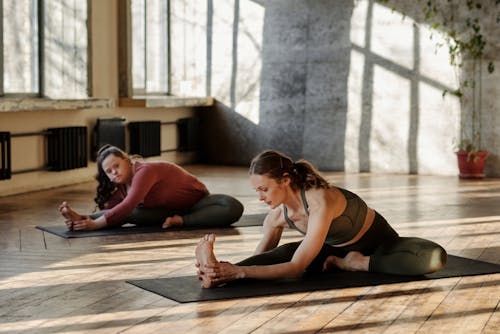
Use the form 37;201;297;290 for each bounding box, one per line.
195;150;447;288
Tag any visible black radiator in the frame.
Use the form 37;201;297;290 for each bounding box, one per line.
177;117;200;152
128;121;161;157
0;132;11;180
47;127;88;171
91;117;126;161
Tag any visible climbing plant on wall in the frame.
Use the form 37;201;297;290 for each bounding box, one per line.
379;0;499;155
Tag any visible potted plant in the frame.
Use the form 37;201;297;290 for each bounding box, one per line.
430;2;496;179
454;55;489;179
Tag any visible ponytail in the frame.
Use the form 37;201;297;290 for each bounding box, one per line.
249;150;330;190
291;159;330;190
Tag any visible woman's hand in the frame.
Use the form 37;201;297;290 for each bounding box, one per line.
65;217;100;231
195;260;204;281
202;261;244;286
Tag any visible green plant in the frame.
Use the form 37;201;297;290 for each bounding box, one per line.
423;1;498;155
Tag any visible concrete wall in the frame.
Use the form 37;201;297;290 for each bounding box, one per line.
2;0;498;198
197;0;500;176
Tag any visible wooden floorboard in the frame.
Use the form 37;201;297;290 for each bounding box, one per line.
0;165;499;333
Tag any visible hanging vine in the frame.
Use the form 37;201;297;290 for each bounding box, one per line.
378;0;499;154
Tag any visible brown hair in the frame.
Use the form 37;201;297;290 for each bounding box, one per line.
249;150;330;190
94;145;129;209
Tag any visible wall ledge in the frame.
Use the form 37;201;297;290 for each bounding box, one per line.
119;96;214;108
0;97;115;112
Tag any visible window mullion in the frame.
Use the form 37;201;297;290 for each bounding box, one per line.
0;0;4;96
37;0;44;97
143;0;147;93
167;0;171;95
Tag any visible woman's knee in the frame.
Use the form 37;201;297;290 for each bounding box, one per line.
408;242;447;275
212;194;244;220
371;237;447;275
184;194;243;226
227;196;244;218
424;242;447;273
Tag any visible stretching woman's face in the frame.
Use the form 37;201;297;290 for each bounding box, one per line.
250;174;288;209
101;154;133;184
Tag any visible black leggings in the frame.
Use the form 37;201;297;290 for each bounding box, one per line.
90;194;244;228
237;212;447;276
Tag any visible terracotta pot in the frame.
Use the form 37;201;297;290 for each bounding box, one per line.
456;150;488;179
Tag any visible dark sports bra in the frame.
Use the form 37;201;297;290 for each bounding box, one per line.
283;187;368;245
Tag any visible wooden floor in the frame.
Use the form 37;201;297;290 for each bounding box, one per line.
0;165;499;333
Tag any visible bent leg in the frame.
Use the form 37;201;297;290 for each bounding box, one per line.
182;194;244;228
369;237;447;275
236;242;301;266
235;242;346;273
89;208;173;227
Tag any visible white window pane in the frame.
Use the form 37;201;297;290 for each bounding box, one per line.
131;0;169;95
170;0;206;96
44;0;88;98
146;0;168;94
3;0;39;94
131;0;146;94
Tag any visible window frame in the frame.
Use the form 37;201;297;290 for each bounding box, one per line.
132;0;171;96
118;0;212;109
118;0;172;98
0;0;42;97
0;0;92;99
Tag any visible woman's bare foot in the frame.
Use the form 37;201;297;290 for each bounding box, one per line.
162;215;184;229
323;251;369;272
59;202;85;222
195;234;218;288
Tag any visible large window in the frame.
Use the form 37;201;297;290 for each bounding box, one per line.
131;0;169;96
128;0;207;97
1;0;88;98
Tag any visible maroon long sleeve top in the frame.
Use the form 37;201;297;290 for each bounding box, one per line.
103;161;208;226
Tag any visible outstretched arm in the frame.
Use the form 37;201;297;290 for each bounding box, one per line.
253;208;285;255
241;205;332;279
59;202;107;231
203;220;329;284
202;191;336;284
103;168;157;226
69;216;108;231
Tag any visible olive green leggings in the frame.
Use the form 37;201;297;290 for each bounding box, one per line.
90;194;243;228
237;212;447;276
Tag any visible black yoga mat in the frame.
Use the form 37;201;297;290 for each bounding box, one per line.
36;213;266;238
127;255;500;303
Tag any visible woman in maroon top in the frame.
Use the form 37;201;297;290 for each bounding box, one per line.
59;145;243;231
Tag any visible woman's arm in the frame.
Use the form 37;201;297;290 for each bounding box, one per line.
253;208;285;255
70;215;108;231
72;167;158;230
205;189;339;282
245;203;334;278
103;167;157;226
